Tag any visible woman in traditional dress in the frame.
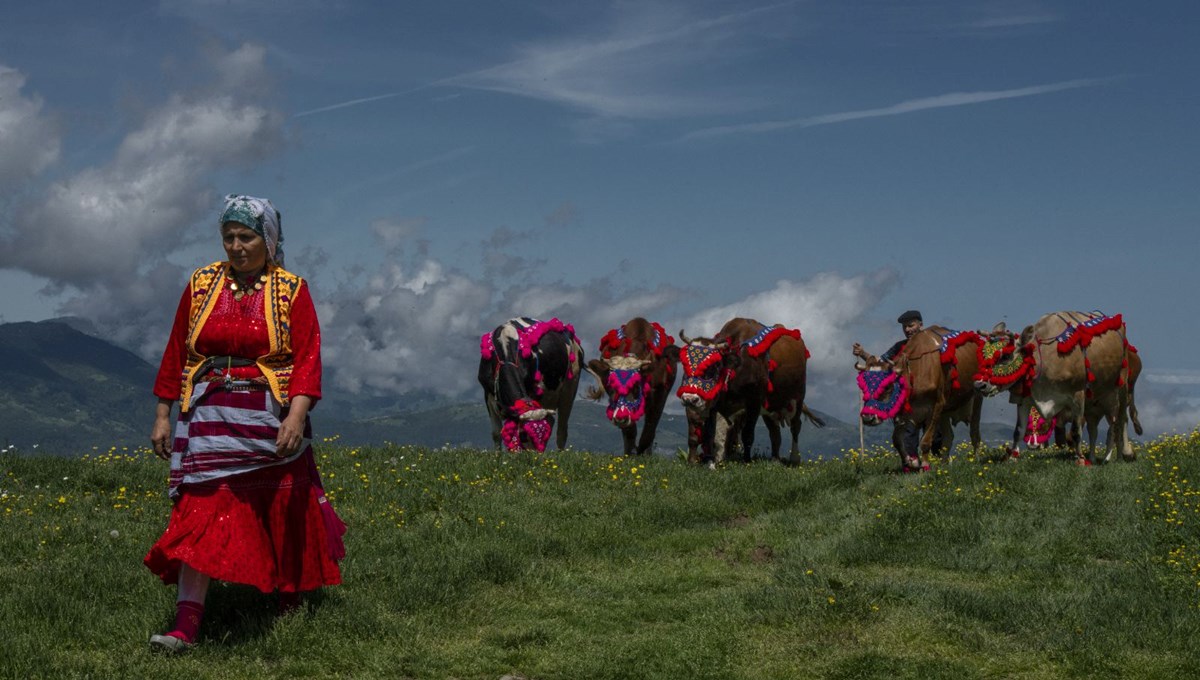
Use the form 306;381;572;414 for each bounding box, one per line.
144;194;345;653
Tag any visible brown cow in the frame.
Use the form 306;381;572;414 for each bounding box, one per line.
677;317;822;467
974;312;1141;464
585;318;679;456
855;326;983;472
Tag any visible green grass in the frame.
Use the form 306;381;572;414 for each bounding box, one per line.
2;432;1200;679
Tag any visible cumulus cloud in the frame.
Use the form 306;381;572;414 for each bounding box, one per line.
319;221;688;400
0;66;61;190
678;270;899;369
0;44;286;351
1130;386;1200;437
673;270;899;420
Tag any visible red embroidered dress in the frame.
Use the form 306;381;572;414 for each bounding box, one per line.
145;264;343;594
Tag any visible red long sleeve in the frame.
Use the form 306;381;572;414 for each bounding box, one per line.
287;282;322;402
153;285;193;401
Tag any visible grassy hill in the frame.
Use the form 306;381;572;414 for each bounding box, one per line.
2;433;1199;679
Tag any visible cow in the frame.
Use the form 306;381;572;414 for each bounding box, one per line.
855;326;984;472
478;317;583;452
677;317;822;467
585;318;679;456
973;312;1141;464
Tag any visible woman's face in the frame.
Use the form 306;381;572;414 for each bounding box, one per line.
222;222;268;275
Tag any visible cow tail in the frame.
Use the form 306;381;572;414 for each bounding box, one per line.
1128;382;1143;436
801;404;826;428
584;363;606;401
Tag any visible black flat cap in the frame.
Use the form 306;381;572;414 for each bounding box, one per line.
897;310;922;324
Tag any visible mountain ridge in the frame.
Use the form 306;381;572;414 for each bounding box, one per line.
0;320;1014;456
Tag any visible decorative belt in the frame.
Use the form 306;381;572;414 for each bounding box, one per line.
198;374;268;390
194;355;267;391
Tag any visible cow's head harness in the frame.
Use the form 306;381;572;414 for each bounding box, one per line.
676;340;733;404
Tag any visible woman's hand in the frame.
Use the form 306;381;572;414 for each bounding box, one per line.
276;395;313;458
151;398;175;460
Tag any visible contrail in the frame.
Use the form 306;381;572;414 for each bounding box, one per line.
680;77;1114;141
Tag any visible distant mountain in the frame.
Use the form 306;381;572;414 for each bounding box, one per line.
319;399;1014;460
0;320;1013;457
0;320;156;450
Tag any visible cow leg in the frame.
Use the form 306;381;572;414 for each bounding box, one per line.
636;394;667;456
1008;405;1023;460
764;415;783;461
1087;413;1101;462
1119;386;1135;461
969;395;982;458
919;395;947;470
486;394;504;449
1101;393;1126;464
899;420;922;471
936;417;954;459
1065;392;1088;465
685;412;705;464
555;382;578;450
740;404;761;463
788;411;802;465
621;424;638;457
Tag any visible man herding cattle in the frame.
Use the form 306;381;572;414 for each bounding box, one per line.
853;310;944;458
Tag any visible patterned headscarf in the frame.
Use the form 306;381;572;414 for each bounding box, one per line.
219;194;284;267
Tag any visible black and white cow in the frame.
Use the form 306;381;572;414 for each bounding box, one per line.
478;317;584;452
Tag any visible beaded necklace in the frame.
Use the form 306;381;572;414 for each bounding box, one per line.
225;269;268;301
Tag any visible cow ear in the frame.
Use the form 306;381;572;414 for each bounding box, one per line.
854;361;867;372
992;321;1007;334
587;358;608;375
663;345;681;365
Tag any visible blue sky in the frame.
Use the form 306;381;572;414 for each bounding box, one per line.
1;1;1196;433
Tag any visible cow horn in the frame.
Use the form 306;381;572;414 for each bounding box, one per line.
679;330;692;345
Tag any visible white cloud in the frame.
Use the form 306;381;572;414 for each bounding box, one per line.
673;270;899;421
450;3;789;120
1131;388;1200;437
678;270;898;369
3;93;283;284
0;44;286;352
0;66;61;189
1144;370;1200;386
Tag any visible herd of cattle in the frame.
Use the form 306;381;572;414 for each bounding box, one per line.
478;311;1142;470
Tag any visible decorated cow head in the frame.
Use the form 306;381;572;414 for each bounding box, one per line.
500;397;555;452
973;322;1034;398
480;317;578;453
855;355;910;426
675;330;736;417
587;354;654;428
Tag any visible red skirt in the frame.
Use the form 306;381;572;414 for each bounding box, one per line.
144;452;343;593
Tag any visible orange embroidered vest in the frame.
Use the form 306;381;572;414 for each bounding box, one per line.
178;261;303;411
